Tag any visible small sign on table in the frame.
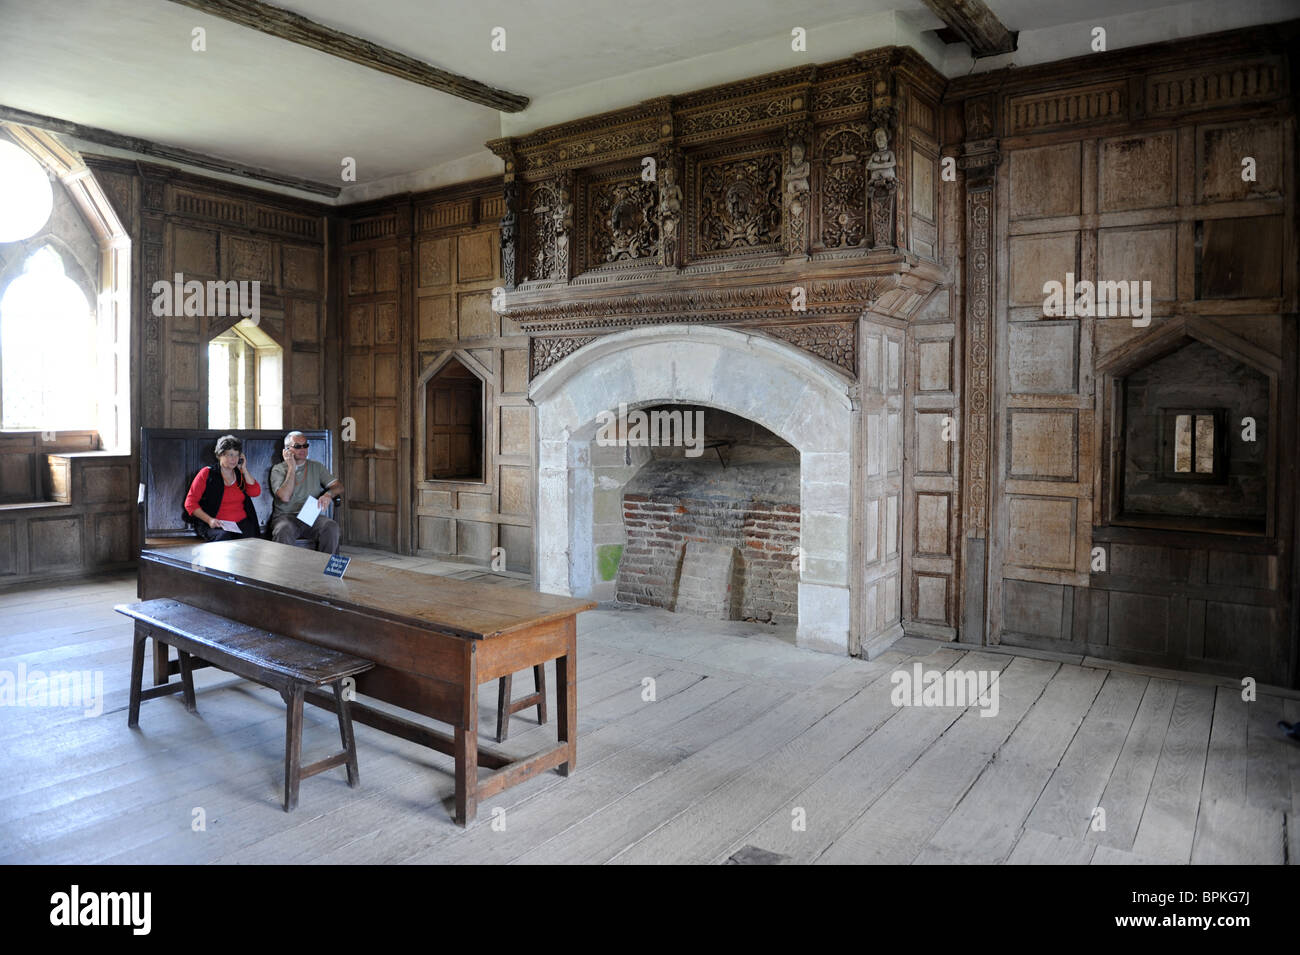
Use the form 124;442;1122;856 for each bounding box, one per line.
324;554;351;578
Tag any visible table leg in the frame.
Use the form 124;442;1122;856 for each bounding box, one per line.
557;615;577;776
455;646;479;826
283;686;304;812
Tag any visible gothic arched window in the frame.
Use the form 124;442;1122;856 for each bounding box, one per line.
0;245;97;430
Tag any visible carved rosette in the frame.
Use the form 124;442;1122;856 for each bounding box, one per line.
657;148;684;268
817;125;867;249
696;150;782;255
782;121;811;256
763;321;856;374
530;335;596;378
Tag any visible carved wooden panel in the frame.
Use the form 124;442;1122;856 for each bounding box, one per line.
524;180;564;282
915;574;948;623
457;230;495;282
917;340;950;391
290;300;318;341
1145;58;1282;114
172;226;218;276
374;247;399;292
1008;410;1078;481
499;406;531;456
499;465;531;516
458;291;495;338
348;251;372;294
1008;232;1079;307
374;302;398;345
347;304;372;346
29;516;81;571
1008;322;1078;395
281;245;321;291
1097;225;1175;300
418;295;454;341
812;125;867;251
1007;496;1076;570
501;349;528;394
1198;122;1284;202
1008;143;1080;219
762;322;856;373
580;169;659;271
418;237;452;287
688;146;783;260
1098;132;1176;211
916;493;950;556
228;236;273;283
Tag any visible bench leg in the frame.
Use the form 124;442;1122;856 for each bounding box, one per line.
533;664;548;727
282;686;304;812
495;673;513;743
177;650;198;713
333;681;360;788
128;629;146;728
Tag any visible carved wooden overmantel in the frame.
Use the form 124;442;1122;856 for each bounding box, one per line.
488;46;947;379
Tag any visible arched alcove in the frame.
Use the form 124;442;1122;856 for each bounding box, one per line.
530;323;856;653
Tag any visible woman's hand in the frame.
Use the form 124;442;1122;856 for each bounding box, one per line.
207;516;220;529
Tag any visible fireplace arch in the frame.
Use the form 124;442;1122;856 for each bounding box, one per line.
530;323;856;653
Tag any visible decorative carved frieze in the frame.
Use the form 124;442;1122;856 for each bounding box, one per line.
505;273;902;334
692;148;783;258
1007;82;1126;134
762;321;857;373
1145;58;1282;113
530;335;596;378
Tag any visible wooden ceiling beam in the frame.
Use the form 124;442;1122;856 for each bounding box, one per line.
0;104;342;197
921;0;1017;58
166;0;530;112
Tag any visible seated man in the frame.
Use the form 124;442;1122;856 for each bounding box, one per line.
268;431;343;554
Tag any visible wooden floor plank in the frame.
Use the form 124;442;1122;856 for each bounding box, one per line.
1005;829;1096;865
1200;685;1249;804
710;649;974;864
608;651;914;865
1084;677;1179;851
823;655;1065;865
1022;669;1147;840
1189;797;1284;864
1245;692;1291;812
1129;683;1216;863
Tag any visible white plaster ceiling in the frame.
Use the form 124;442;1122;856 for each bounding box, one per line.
0;0;1292;203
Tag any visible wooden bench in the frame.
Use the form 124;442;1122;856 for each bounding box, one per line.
115;598;375;811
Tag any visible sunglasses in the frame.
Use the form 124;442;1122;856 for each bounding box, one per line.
290;443;309;449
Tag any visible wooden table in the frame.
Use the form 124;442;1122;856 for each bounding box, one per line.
137;539;596;825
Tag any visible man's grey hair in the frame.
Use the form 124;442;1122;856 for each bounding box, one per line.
284;431;306;448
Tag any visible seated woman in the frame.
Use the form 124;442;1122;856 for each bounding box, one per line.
183;435;262;541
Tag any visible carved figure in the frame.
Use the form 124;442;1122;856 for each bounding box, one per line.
785;141;811;195
866;127;896;184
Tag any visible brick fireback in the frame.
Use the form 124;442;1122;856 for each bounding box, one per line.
617;494;800;625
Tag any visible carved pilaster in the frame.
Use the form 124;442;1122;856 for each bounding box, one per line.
959;98;1000;536
489;138;521;290
782;120;811;257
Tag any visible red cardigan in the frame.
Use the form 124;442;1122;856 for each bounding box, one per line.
184;467;261;523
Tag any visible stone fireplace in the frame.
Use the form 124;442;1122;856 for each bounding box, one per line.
495;46;949;657
531;324;855;651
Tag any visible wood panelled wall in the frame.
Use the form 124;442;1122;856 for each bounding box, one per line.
339;183;531;569
947;22;1299;685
